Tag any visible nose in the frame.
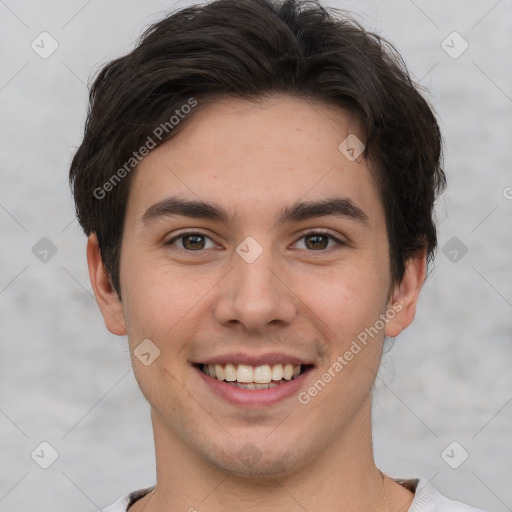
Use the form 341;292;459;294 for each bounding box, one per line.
212;241;297;334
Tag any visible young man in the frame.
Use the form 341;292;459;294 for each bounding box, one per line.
69;0;486;510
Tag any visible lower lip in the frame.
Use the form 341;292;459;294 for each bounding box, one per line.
194;366;311;407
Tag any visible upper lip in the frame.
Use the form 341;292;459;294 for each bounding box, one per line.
193;352;315;367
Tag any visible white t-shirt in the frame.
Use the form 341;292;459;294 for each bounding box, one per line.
101;477;487;512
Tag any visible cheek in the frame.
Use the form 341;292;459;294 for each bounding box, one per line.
121;268;197;400
309;260;387;340
307;270;386;409
121;255;214;364
121;247;177;322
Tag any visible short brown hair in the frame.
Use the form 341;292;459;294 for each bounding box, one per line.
69;0;446;297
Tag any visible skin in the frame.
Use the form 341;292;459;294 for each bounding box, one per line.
87;95;425;512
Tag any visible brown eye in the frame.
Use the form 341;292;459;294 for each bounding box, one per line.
182;234;206;250
166;232;216;251
304;234;329;250
295;231;345;251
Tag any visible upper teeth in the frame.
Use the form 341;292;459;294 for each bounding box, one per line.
202;363;301;383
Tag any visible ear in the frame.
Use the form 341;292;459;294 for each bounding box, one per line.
86;233;127;336
384;248;427;338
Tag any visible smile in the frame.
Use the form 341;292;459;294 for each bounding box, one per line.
199;363;307;389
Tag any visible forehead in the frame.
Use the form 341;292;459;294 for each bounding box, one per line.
125;94;384;230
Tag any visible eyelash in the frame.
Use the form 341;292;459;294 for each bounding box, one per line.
165;230;346;253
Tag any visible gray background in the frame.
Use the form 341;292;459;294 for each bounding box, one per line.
1;0;511;510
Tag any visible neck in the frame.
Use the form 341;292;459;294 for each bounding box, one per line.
134;399;399;512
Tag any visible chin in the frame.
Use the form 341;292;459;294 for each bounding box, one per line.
201;439;307;480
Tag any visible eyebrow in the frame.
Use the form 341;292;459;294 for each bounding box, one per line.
142;195;369;228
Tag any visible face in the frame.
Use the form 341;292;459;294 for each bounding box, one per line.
89;94;423;478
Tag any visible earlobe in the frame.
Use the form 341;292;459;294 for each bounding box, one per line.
86;234;127;336
384;249;427;338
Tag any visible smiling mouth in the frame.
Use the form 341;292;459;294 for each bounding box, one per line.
197;363;311;389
